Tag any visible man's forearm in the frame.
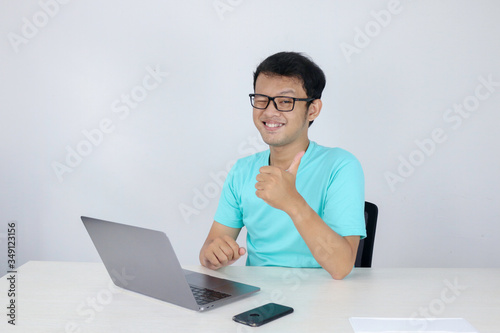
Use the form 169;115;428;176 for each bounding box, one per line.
285;197;358;280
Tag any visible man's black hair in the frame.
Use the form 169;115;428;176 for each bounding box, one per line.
253;52;326;126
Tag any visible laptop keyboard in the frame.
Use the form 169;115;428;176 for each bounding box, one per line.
190;285;231;305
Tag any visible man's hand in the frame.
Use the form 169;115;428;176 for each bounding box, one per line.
255;151;305;212
200;235;246;270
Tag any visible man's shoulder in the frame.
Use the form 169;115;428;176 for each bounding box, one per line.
306;142;364;185
309;142;359;164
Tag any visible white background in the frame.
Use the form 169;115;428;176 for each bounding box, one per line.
1;0;499;274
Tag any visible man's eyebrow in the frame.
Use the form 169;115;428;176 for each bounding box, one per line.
277;89;296;95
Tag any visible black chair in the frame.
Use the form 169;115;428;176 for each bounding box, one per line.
355;201;378;267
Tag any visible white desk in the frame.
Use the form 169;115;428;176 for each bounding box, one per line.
0;261;498;332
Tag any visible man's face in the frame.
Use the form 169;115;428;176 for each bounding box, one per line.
253;74;316;148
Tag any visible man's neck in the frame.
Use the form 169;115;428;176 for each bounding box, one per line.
269;139;310;170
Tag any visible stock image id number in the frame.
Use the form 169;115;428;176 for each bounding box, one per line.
7;222;16;270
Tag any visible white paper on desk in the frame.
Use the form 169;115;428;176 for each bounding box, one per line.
349;317;478;333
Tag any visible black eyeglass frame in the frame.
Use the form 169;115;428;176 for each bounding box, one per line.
249;93;315;112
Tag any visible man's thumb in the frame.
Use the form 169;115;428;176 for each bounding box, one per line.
286;151;305;175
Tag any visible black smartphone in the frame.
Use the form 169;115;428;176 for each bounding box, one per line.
232;303;294;327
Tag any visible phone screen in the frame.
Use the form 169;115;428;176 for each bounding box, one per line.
232;303;294;327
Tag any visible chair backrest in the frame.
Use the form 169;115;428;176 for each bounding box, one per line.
355;201;378;267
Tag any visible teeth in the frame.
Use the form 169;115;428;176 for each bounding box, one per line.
266;123;284;128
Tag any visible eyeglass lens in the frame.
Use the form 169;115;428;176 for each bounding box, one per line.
251;95;295;111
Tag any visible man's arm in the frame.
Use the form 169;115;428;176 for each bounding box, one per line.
286;200;360;279
199;221;246;270
255;151;360;280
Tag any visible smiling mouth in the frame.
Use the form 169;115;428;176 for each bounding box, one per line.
264;122;284;128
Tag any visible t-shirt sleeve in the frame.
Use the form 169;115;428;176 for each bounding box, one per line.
323;154;367;238
213;163;245;229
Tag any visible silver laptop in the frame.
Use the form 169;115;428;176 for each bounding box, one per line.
81;216;260;311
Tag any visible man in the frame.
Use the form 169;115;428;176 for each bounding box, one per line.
199;52;366;279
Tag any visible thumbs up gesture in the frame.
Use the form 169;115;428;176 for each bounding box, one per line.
255;151;305;212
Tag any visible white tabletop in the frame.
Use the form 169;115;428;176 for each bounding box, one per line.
0;261;499;332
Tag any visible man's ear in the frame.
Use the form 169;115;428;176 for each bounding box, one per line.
307;99;322;122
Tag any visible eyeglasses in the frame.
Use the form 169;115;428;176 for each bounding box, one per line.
249;93;315;112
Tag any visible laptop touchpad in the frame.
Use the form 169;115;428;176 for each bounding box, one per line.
185;271;231;289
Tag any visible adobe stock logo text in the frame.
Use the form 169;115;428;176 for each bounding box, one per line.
340;0;403;64
213;0;243;21
7;0;72;53
51;64;168;182
385;74;499;192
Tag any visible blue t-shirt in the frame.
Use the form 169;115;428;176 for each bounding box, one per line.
214;141;366;268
